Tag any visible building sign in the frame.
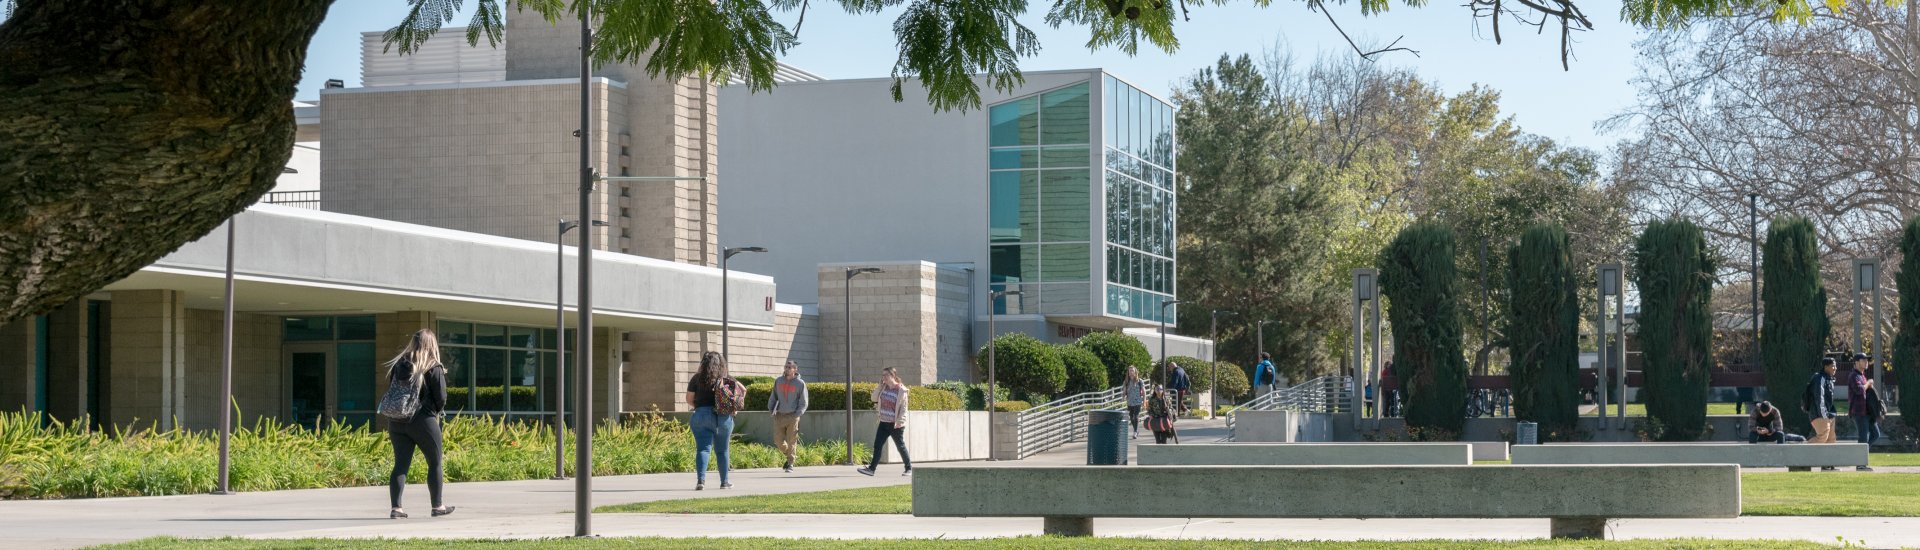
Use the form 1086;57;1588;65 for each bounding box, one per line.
1055;324;1093;340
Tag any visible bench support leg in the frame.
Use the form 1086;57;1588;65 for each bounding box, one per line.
1043;517;1094;536
1549;517;1609;540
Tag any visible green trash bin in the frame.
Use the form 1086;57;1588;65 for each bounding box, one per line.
1086;409;1128;465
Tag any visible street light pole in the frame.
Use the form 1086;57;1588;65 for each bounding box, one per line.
1209;309;1233;413
1158;299;1184;387
1749;193;1761;377
573;5;595;537
721;246;768;364
987;289;1019;460
216;217;236;495
554;219;605;480
843;267;884;464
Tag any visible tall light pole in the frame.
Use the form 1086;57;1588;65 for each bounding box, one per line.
987;289;1019;460
1351;269;1379;427
1749;193;1761;378
721;246;768;363
554;219;605;480
1597;264;1622;428
1854;259;1884;387
1158;299;1184;387
215;217;236;495
844;267;884;464
1209;309;1233;412
572;5;595;537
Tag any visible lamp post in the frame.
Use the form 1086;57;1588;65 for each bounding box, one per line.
1158;299;1184;387
1597;263;1622;428
554;219;605;480
1748;193;1761;377
721;246;768;363
843;267;884;464
1209;309;1233;413
987;289;1019;460
1351;269;1379;428
572;6;594;536
1854;258;1884;387
215;217;236;495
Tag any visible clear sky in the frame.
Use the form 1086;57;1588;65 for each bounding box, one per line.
298;0;1645;151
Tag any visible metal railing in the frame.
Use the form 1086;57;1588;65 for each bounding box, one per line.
1223;375;1351;437
1013;385;1128;459
263;190;320;210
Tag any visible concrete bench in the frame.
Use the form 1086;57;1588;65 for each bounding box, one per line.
1510;443;1868;470
1137;443;1471;465
912;464;1740;539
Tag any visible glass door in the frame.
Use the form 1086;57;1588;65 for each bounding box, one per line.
286;343;334;428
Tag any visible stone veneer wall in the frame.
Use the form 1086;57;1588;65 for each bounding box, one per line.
720;306;821;380
181;310;284;431
819;262;974;386
107;289;185;429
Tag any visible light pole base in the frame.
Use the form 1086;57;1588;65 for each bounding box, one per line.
549;475;570;480
210;490;236;496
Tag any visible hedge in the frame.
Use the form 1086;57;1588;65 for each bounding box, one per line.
1074;331;1152;389
741;382;963;412
735;376;778;388
446;386;540;412
992;401;1032;412
1633;219;1717;441
1056;344;1110;395
923;381;1009;411
1381;222;1467;436
1761;215;1830;435
975;333;1067;401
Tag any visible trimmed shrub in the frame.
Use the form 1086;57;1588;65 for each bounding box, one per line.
908;387;966;411
1505;224;1581;436
1075;331;1153;388
975;333;1067;402
447;386;540;412
1633;219;1717;441
1380;222;1467;436
774;382;964;412
735;375;778;388
1211;361;1250;401
992;401;1032;413
1056;344;1110;395
1762;215;1830;434
1898;216;1920;423
922;381;1009;411
1151;356;1214;392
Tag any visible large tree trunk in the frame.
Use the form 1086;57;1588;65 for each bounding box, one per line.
0;0;332;323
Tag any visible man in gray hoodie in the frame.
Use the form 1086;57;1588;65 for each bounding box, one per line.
767;361;809;472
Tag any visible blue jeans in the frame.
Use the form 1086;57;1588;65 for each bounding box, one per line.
691;407;734;483
1853;415;1881;446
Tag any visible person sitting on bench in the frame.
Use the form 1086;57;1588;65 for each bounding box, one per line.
1748;401;1804;444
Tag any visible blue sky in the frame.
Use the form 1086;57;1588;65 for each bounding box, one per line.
298;1;1645;151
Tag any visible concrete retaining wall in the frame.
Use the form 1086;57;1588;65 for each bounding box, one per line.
912;464;1741;519
1336;414;1905;446
1230;410;1333;442
1137;443;1471;465
667;410;991;462
1511;443;1869;468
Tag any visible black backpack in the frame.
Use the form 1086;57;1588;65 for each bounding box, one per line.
1800;374;1819;414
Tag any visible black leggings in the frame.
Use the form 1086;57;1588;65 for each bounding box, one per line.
866;421;912;471
1127;405;1141;432
389;415;444;509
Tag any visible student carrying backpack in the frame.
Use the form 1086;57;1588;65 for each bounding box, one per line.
686;352;739;490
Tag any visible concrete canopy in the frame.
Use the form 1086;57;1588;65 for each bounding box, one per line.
100;205;777;332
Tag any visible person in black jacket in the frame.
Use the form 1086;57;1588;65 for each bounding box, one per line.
386;329;453;519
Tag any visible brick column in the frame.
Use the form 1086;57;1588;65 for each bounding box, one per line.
109;290;187;429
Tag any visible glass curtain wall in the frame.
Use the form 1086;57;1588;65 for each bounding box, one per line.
283;315;379;426
989;81;1094;315
1102;75;1178;324
436;320;569;419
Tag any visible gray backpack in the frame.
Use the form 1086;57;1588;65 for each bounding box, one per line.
378;371;424;421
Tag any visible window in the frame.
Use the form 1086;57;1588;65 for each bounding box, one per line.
988;80;1098;316
437;320;568;416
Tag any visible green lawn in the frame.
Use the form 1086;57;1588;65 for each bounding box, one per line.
1870;452;1920;467
1605;403;1743;416
90;537;1827;549
595;471;1920;518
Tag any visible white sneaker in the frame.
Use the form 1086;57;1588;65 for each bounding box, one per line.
902;470;913;477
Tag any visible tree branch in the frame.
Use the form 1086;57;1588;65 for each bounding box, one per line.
1311;1;1420;60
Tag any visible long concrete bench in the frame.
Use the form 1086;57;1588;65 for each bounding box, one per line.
913;464;1740;539
1137;443;1471;465
1510;443;1868;470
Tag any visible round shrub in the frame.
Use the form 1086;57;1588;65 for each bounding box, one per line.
1151;355;1214;391
1211;361;1250;401
975;333;1067;402
1056;344;1110;395
1075;331;1153;388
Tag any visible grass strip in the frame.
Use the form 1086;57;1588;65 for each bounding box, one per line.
90;536;1829;549
598;485;911;514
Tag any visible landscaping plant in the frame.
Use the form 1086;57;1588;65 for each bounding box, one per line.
1380;223;1468;436
1632;219;1717;441
1761;215;1830;434
1505;224;1581;437
1898;216;1920;423
1055;344;1110;395
974;333;1067;402
1073;331;1153;390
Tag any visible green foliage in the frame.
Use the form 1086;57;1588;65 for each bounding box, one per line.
1504;224;1581;435
1762;215;1830;434
0;411;863;500
975;333;1067;402
735;376;778;388
769;383;964;412
1055;344;1110;395
1380;223;1468;436
446;386;540;412
1211;361;1251;400
1073;331;1152;388
922;381;1009;411
991;400;1032;412
1898;217;1920;423
1632;219;1718;441
1151;356;1215;391
907;387;965;411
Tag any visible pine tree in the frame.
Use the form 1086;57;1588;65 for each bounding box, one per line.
1895;216;1920;422
1632;219;1717;441
1380;223;1467;436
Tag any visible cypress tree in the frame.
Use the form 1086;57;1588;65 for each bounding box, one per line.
1632;219;1718;441
1380;223;1468;436
1761;215;1829;434
1505;224;1581;437
1896;216;1920;422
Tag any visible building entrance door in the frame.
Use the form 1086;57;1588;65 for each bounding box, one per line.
287;343;334;428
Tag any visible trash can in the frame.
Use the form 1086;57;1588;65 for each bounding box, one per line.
1516;421;1538;445
1086;409;1128;465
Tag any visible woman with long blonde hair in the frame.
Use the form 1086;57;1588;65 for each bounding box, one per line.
1123;366;1145;439
384;328;453;519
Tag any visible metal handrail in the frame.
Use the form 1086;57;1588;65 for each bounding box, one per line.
1224;375;1352;438
1013;385;1129;459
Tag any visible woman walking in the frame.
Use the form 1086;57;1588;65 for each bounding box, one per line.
1123;366;1146;439
857;367;913;476
1146;384;1179;444
686;351;737;490
384;329;453;519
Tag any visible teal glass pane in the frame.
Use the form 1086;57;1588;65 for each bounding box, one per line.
1105;247;1119;285
475;348;506;410
1105;171;1127;248
509;350;539;412
441;346;472;411
989;244;1038;284
1159;104;1175;166
283;317;334;342
1134;183;1151;255
1041;146;1089;168
1041;170;1090;242
1041;244;1091;282
990;97;1039;147
474;324;507;347
509;326;537;349
991;148;1038;169
1104;76;1119;147
1040;82;1091;145
337;316;376;341
336;342;376;412
1039;282;1091;314
990;171;1040;243
439;321;472;345
1132;249;1146;289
